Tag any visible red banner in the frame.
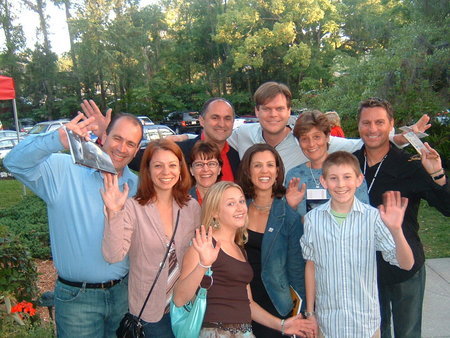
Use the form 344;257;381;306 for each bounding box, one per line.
0;75;16;100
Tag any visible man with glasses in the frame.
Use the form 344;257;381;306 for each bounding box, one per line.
227;82;430;173
130;97;240;182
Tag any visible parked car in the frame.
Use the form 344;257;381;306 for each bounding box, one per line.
233;115;259;129
163;111;201;134
137;116;154;126
27;119;70;135
288;108;307;129
18;118;37;132
0;130;21;139
0;137;22;159
140;125;176;148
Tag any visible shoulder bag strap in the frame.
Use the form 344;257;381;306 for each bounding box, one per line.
136;209;181;320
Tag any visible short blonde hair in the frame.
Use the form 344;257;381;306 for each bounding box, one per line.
201;181;248;247
324;111;341;127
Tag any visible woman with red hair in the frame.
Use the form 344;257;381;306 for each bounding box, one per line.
101;139;200;337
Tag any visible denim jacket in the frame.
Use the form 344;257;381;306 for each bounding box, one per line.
248;197;306;316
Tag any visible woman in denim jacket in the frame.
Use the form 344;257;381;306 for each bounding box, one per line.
238;144;307;338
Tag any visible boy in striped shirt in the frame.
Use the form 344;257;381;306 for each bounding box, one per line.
300;151;414;338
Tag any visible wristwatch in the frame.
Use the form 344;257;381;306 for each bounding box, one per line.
304;311;315;318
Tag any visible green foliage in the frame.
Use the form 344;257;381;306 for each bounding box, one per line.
0;195;50;260
0;225;38;301
0;0;447;124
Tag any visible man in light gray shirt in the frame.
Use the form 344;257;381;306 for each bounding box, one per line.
228;82;428;173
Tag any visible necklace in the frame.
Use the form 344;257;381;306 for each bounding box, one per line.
251;200;272;212
308;163;322;188
364;153;388;194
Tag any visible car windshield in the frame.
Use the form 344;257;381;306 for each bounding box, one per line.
28;124;50;134
144;126;174;140
184;112;199;120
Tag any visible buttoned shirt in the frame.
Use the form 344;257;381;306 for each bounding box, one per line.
300;198;398;338
227;123;363;173
4;130;137;283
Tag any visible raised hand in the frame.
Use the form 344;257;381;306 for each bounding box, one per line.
420;142;443;176
410;114;431;134
58;113;97;149
379;191;408;232
283;314;317;337
100;172;129;213
192;225;220;268
286;177;306;210
80;99;112;141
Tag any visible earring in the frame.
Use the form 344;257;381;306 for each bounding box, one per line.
212;218;220;229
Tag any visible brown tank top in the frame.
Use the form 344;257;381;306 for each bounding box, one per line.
201;245;254;324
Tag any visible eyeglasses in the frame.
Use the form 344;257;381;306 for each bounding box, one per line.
192;161;220;170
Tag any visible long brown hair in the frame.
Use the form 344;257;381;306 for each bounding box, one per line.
134;139;191;207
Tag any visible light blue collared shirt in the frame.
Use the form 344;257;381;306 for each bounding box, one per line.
4;130;138;283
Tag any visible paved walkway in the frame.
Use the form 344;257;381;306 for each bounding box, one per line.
423;258;450;337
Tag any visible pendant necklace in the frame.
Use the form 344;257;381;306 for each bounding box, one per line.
364;154;387;194
308;163;321;188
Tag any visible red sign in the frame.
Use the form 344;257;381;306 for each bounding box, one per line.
0;75;16;100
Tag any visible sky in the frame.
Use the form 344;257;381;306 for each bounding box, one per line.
7;0;156;56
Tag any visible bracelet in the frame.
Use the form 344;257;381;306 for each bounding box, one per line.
430;168;444;176
433;173;445;181
198;261;211;269
280;319;285;335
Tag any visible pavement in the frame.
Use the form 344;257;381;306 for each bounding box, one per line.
422;258;450;337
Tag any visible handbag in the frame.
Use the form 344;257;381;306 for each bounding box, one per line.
170;268;213;338
117;210;181;338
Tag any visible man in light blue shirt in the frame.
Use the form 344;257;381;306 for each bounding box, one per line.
4;109;143;337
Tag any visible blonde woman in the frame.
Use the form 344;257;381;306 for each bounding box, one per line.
173;182;315;337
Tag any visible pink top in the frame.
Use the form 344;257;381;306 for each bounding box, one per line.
102;198;201;322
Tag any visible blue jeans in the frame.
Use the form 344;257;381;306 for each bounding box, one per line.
141;313;174;338
54;277;128;338
379;265;426;338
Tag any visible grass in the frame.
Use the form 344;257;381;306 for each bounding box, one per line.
0;179;448;258
0;180;32;209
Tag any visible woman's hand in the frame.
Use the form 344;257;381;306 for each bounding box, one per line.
283;314;317;337
192;225;220;267
286;177;306;210
100;173;128;213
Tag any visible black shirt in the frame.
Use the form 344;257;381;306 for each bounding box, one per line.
354;144;450;285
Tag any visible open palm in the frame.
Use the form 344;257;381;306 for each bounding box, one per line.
101;173;128;212
286;177;306;210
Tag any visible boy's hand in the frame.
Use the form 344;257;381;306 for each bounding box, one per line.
379;191;408;232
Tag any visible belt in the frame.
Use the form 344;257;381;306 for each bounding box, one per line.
203;322;252;334
58;275;126;289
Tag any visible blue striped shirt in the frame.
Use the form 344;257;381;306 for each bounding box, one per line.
300;197;398;337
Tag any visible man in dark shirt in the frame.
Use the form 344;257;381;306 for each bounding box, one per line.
130;98;240;181
353;98;449;338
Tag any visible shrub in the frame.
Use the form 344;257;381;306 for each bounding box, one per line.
0;195;50;260
0;225;38;301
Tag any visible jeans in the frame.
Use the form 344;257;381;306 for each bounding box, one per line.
141;313;175;338
55;276;128;338
379;265;426;338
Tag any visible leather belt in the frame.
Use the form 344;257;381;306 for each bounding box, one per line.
58;275;126;289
